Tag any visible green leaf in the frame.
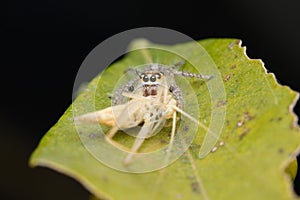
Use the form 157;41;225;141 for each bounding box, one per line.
29;39;300;200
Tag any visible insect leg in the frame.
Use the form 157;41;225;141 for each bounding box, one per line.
167;111;177;153
170;104;219;139
106;126;119;139
105;126;132;152
123;120;153;165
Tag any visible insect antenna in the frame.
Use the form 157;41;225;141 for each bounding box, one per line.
168;104;215;150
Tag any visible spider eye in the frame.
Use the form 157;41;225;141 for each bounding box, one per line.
143;75;149;82
150;75;156;82
156;73;161;79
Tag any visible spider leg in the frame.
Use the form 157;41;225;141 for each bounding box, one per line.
170;61;186;70
169;83;183;109
121;92;148;100
111;76;140;105
174;70;213;80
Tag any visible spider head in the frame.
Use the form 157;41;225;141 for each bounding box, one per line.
139;71;165;97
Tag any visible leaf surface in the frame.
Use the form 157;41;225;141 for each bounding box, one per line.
29;39;300;200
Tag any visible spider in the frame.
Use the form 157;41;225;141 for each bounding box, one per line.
76;61;213;164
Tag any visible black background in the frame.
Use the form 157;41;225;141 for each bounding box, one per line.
2;0;300;199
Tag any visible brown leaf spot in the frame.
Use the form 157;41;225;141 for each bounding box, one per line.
224;75;231;82
102;176;109;182
160;139;168;144
244;111;254;121
184;126;189;132
239;128;250;140
237;120;244;127
191;182;201;194
228;40;240;50
89;133;100;139
217;100;227;107
278;148;284;154
176;194;182;199
237;112;254;127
